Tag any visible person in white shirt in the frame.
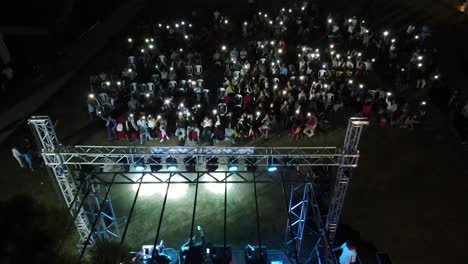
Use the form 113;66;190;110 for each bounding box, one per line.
11;147;24;168
201;116;213;141
334;241;357;264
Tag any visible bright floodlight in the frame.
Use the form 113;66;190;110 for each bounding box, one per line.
134;163;146;171
421;101;427;105
221;45;226;51
387;92;392;96
328;19;332;24
278;48;283;54
128;38;132;43
244;21;248;26
383;31;389;37
141;49;145;53
228;158;238;171
149;44;154;49
213;109;218;115
268;166;277;172
166;157;178;171
434;75;439;79
89;93;95;99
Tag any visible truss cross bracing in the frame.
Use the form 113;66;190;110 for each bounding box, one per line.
29;116;367;263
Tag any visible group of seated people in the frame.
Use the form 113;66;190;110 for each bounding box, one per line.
87;1;444;146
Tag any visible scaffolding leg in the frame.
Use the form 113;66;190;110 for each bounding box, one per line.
325;118;368;243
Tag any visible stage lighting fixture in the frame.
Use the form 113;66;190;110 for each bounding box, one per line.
166;157;178;171
134;163;146;171
267;158;278;172
185;157;197;172
228;158;238;171
246;157;256;172
150;157;162;172
206;157;218;172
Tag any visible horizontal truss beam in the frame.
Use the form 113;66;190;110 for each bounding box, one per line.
41;146;358;168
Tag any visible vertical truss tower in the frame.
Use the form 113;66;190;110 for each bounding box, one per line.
326;117;369;242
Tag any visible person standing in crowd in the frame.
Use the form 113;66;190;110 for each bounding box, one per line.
137;115;149;144
101;115;117;141
87;100;95;120
201;116;213;142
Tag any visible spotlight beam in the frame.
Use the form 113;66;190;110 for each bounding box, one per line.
223;172;228;260
187;173;201;264
253;170;264;261
120;178;143;248
149;173;172;264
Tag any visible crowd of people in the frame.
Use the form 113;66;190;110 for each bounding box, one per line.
83;2;466;146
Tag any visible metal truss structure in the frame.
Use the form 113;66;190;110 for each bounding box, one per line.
28;116;122;249
28;116;94;246
326;117;369;242
39;145;358;168
286;183;313;257
29;116;367;263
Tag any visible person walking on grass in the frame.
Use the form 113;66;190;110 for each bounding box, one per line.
11;146;24;168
